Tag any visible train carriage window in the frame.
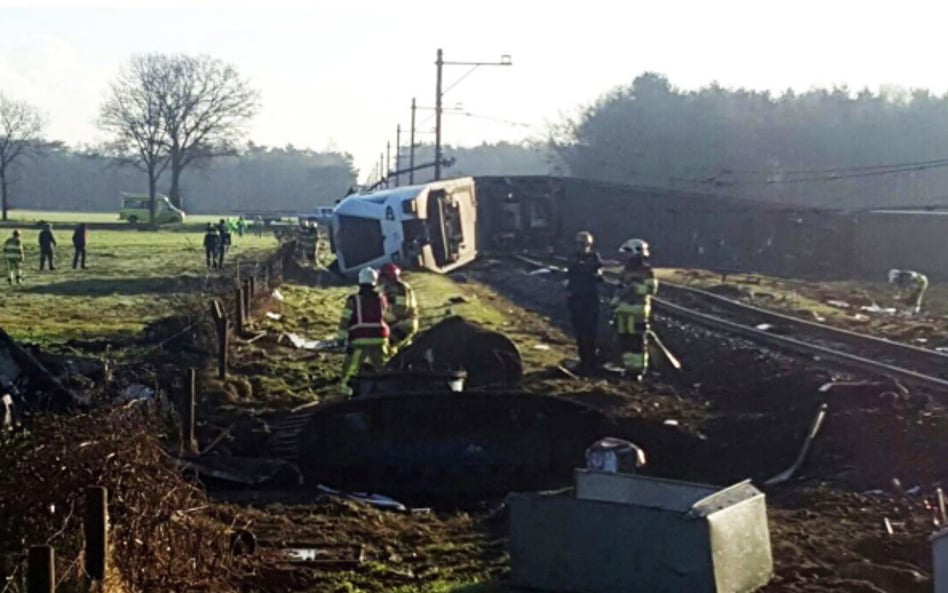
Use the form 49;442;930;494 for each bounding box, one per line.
336;215;384;268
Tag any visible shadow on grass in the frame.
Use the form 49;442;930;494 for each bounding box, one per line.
24;275;206;296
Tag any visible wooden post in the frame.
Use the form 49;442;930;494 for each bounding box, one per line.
184;369;197;453
84;486;108;582
235;288;245;335
242;280;252;322
218;317;229;379
210;300;229;379
27;546;54;593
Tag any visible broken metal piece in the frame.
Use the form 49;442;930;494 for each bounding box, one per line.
765;403;828;486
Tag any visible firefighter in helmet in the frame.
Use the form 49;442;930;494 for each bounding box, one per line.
337;267;390;394
565;230;604;373
612;238;658;380
379;263;419;352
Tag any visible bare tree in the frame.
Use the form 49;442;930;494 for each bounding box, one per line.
99;55;171;226
0;94;47;221
154;54;260;210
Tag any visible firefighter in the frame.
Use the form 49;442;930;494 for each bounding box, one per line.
3;230;24;285
38;223;57;271
379;263;419;352
612;238;658;381
298;219;318;263
337;267;390;394
565;231;603;373
203;223;220;269
888;269;928;315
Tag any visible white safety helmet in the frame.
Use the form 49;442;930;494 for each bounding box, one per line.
619;238;650;257
358;267;378;286
575;231;594;246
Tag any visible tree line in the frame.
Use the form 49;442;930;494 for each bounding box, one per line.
555;73;948;208
9;142;357;215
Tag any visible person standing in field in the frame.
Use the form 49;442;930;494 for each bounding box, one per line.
38;223;57;271
203;223;220;269
71;223;87;269
217;219;232;267
3;230;24;285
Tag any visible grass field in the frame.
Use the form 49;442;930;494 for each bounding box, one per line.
5;209;231;225
0;228;278;343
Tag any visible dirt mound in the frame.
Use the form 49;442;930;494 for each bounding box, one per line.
388;316;523;388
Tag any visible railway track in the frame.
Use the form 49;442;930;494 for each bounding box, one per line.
511;254;948;392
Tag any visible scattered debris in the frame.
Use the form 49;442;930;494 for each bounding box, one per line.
533;343;551;351
280;332;336;351
826;299;851;309
272;288;285;302
265;312;282;321
316;484;407;512
118;383;155;402
527;267;553;275
554;364;580;380
755;323;775;331
860;304;897;315
180;453;302;487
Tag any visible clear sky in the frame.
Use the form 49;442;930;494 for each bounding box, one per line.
2;0;947;182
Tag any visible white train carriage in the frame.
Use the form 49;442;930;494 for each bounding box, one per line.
330;177;478;276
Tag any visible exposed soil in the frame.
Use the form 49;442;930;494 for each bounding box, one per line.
7;255;948;593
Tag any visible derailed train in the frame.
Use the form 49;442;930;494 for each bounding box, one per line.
331;175;948;280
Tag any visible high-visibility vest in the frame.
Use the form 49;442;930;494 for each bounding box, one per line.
3;238;22;260
340;291;390;343
383;280;419;327
613;265;658;323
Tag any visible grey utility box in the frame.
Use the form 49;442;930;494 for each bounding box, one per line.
508;470;773;593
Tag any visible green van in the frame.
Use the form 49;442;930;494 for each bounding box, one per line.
119;193;186;224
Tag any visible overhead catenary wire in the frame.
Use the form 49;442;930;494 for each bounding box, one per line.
672;154;948;187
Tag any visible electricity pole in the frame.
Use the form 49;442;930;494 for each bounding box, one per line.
410;98;417;184
395;125;401;187
433;48;512;181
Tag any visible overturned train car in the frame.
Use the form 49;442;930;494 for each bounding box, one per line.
330;177;478;276
332;175;948;281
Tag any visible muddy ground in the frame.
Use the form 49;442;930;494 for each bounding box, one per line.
6;258;948;592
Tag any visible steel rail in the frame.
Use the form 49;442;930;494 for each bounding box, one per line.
509;254;948;391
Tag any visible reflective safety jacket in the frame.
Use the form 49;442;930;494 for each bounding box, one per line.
3;237;23;261
337;286;390;345
298;228;318;258
382;279;419;334
612;263;658;326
